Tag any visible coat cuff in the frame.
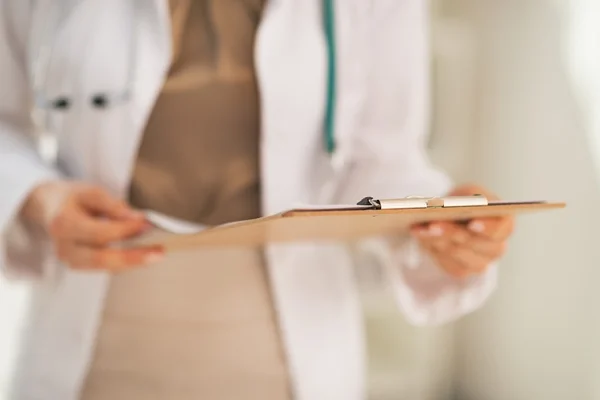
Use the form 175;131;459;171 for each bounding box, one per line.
0;154;60;281
358;236;498;326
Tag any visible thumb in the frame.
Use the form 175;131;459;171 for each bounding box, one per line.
78;187;144;220
447;184;499;200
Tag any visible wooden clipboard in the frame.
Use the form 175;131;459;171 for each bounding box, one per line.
141;196;565;251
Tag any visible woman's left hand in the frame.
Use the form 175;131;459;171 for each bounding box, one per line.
410;185;515;279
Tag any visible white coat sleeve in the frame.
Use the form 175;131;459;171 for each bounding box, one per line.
335;0;497;325
338;161;497;326
0;2;61;280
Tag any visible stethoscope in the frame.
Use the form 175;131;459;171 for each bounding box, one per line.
31;0;138;164
31;0;338;165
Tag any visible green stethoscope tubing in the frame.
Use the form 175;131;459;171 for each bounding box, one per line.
323;0;336;155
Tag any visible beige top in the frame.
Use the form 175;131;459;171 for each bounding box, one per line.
82;1;291;399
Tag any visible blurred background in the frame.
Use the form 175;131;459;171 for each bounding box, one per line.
3;0;600;399
365;0;600;399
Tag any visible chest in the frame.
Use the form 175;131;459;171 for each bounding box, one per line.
28;0;414;205
29;1;320;184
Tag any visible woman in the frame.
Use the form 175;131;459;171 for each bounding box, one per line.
0;1;513;399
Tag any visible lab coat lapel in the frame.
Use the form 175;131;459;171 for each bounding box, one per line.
12;2;175;399
100;0;172;197
257;1;365;399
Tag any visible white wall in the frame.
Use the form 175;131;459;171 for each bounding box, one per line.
438;1;600;399
363;5;482;399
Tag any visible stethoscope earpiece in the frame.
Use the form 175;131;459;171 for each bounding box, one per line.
51;96;71;110
31;0;138;159
33;0;337;168
91;94;109;109
49;94;111;110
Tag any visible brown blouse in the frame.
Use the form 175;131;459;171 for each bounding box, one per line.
129;0;264;226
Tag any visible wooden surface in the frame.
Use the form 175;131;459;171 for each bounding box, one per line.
148;202;566;251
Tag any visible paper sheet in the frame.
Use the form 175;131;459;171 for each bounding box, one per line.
144;210;206;234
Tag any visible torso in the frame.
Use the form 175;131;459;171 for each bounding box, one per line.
82;1;291;398
11;2;426;398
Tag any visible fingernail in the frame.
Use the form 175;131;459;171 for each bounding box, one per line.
141;222;155;232
469;221;485;233
428;224;444;237
144;253;164;264
127;210;146;219
411;227;426;236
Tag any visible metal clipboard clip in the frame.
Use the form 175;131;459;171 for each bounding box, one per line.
357;195;488;210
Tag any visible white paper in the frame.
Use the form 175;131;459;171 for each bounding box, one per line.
144;210;206;234
488;200;546;205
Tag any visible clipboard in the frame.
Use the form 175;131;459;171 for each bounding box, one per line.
142;196;565;251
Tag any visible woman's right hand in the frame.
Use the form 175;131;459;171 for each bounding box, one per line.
21;181;164;271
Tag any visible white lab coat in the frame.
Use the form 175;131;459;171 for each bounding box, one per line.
0;1;497;399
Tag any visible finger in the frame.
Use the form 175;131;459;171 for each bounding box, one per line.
437;257;473;279
74;217;149;245
445;245;491;274
467;216;515;241
92;246;165;270
447;184;499;200
411;222;450;239
51;210;149;246
58;242;164;271
463;237;507;259
79;187;144;220
411;222;470;245
414;222;509;258
420;241;471;279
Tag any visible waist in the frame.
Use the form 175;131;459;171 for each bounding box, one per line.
82;248;291;400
